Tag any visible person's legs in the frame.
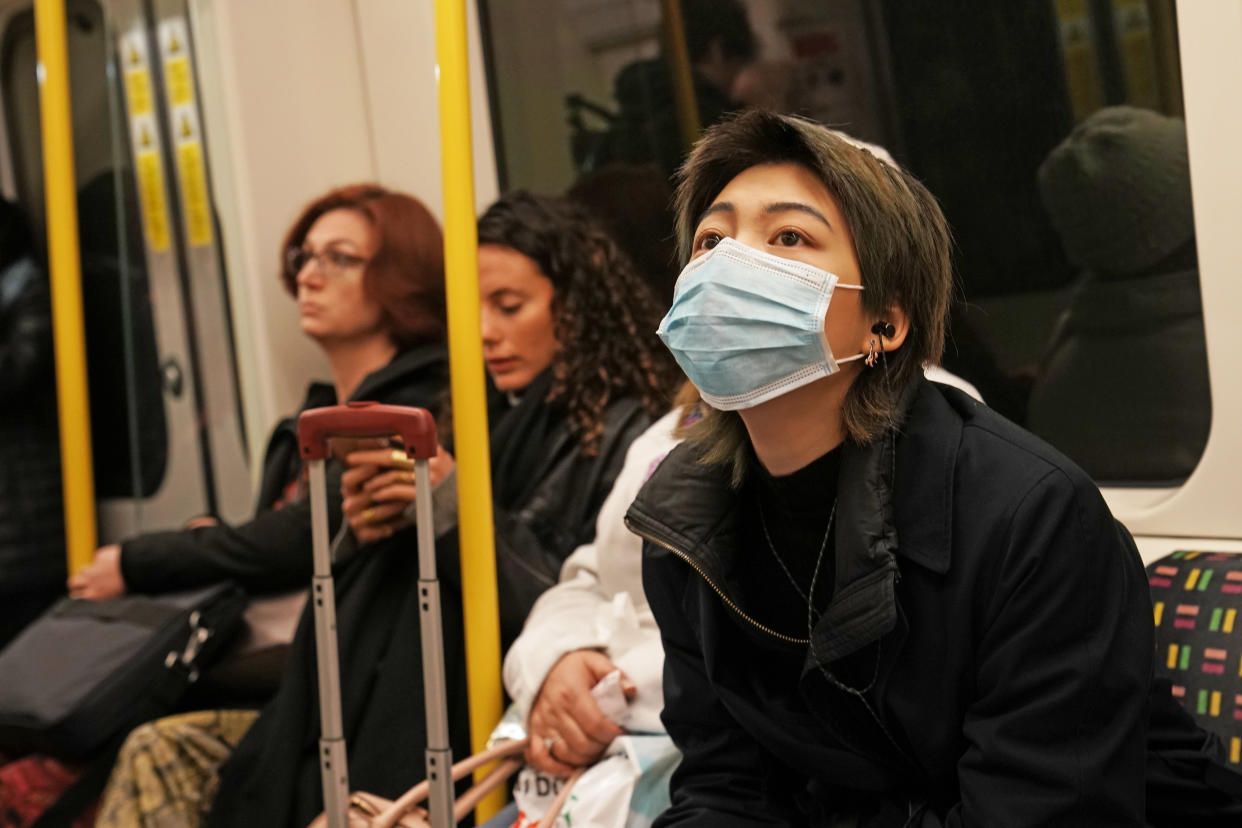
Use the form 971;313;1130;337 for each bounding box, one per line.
95;709;259;828
0;753;93;828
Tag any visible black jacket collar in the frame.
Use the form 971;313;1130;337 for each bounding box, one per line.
627;378;967;664
296;342;449;413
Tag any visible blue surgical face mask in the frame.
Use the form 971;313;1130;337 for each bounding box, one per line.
657;237;865;411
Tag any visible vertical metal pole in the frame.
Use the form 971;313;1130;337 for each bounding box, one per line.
308;459;349;828
35;0;97;575
415;458;454;827
432;0;505;820
659;0;702;152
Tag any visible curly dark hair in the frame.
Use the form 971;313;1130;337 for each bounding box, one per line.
478;191;681;453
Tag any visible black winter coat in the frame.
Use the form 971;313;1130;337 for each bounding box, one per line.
118;344;448;594
629;379;1238;827
206;394;652;827
483;395;654;648
0;258;64;594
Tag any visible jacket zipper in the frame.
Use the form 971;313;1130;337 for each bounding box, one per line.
626;516;809;645
631;512;923;779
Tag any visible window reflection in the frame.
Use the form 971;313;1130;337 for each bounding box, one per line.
480;0;1207;484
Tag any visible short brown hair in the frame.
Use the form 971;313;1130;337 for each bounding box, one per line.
280;184;446;349
674;111;953;480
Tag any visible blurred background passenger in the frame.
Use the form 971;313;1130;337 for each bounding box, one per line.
567;163;678;308
0;197;64;650
68;184;448;608
342;190;682;651
91;183;452;828
591;0;756;178
1029;106;1209;482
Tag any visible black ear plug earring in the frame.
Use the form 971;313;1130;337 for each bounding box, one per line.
865;321;895;368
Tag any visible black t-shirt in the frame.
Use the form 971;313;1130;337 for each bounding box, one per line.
737;445;842;641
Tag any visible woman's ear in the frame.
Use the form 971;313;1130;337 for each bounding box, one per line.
870;304;911;354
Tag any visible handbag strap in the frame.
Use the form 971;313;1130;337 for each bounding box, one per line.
451;758;524;822
534;767;585;828
375;739;530;828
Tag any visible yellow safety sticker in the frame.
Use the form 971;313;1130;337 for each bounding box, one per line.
135;149;171;252
176;141;213;247
1054;0;1101;121
165;56;194;108
125;68;153;116
1114;0;1158;109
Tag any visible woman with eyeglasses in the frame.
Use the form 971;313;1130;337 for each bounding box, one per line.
77;184;456;827
69;183;448;605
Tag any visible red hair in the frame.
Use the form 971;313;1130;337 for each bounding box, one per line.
280;184;446;349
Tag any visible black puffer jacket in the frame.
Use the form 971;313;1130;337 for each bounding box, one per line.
119;344;448;594
630;379;1241;826
207;393;653;827
0;258;65;594
438;394;656;649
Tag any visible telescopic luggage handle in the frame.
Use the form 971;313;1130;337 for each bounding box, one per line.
297;402;454;828
298;401;438;460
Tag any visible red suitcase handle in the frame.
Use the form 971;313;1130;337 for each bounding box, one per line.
298;402;438;460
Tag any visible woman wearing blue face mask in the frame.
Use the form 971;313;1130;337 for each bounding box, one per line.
628;110;1242;827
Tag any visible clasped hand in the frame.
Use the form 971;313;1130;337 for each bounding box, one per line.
340;439;454;543
526;649;637;776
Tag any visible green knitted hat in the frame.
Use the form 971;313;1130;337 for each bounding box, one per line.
1037;106;1194;275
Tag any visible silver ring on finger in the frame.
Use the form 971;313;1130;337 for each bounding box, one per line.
543;734;561;754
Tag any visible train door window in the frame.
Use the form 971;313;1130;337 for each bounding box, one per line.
0;0;169;502
479;0;1208;487
1;0;251;542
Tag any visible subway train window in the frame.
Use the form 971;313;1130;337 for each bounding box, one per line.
479;0;1208;486
0;0;252;539
1;1;168;500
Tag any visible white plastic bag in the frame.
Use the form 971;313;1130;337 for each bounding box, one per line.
511;734;680;828
491;667;681;828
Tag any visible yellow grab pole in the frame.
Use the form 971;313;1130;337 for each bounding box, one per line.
433;0;505;819
35;0;97;575
659;0;701;152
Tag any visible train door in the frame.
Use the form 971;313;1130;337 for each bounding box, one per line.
0;0;250;541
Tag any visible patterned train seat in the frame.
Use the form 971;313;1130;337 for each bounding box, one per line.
1148;550;1242;767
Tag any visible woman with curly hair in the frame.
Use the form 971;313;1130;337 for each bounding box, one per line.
342;190;680;648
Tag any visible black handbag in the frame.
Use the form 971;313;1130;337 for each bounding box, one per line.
0;581;246;759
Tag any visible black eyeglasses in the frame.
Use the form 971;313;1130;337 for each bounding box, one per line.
285;246;369;278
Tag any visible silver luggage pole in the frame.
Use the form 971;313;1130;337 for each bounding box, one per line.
307;456;350;828
299;402;451;828
415;453;454;827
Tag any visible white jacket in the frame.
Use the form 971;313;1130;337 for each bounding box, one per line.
502;409;682;734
